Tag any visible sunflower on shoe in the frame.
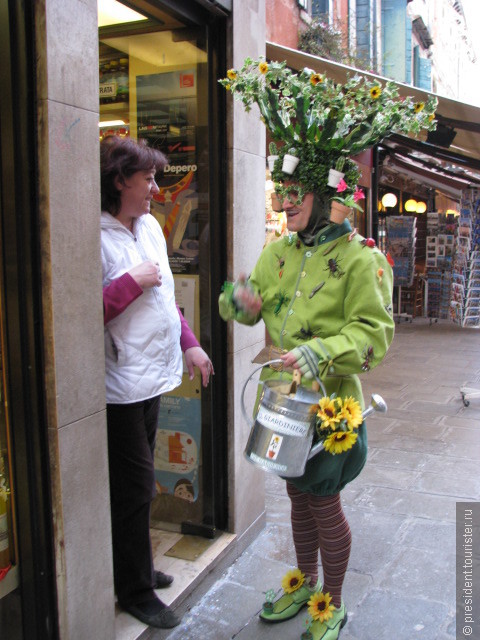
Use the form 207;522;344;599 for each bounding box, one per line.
260;568;322;623
300;592;347;640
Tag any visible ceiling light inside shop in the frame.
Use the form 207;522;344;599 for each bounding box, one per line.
415;201;427;214
99;119;126;127
404;199;418;212
98;0;148;27
381;193;398;208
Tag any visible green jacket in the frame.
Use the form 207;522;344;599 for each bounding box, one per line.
219;220;394;495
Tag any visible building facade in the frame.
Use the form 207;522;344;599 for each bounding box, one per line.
2;1;479;638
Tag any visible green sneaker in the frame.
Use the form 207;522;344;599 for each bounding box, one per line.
300;600;347;640
260;569;322;623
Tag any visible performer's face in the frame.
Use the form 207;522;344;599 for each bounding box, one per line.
282;187;314;233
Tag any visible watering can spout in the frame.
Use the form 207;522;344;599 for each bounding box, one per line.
362;393;388;418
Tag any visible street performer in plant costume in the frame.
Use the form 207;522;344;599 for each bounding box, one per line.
218;58;437;640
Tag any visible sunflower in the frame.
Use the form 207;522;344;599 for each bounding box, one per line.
316;397;341;430
324;430;358;454
429;112;436;121
227;69;237;80
370;86;382;99
414;101;425;113
308;591;335;623
338;396;363;429
281;568;305;594
310;73;323;86
259;61;269;74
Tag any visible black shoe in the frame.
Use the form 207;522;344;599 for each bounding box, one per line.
154;570;174;589
123;601;181;629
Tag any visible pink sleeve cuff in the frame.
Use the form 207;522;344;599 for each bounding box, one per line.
177;304;200;351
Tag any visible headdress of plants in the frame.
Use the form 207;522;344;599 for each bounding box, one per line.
219;57;437;204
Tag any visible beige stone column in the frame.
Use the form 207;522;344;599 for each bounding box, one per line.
227;0;268;540
35;1;114;638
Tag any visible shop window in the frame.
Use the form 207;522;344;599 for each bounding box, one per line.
99;3;219;532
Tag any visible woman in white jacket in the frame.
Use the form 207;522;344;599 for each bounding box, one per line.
101;136;213;629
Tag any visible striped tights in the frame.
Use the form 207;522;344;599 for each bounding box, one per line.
286;482;351;608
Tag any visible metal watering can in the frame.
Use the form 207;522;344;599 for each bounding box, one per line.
241;359;387;478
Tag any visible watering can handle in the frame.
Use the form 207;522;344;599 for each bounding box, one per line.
240;359;283;427
240;359;326;426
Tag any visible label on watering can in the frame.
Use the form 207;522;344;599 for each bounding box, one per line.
256;405;310;436
249;451;288;473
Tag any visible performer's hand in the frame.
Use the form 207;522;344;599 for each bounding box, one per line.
233;273;262;315
281;345;319;380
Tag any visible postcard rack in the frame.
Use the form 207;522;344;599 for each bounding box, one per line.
453;188;480;406
451;188;480;328
423;212;456;322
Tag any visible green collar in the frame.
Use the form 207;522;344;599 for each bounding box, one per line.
313;220;352;246
286;220;351;248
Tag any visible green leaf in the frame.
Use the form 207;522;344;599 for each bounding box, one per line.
295;94;308;129
314;115;337;147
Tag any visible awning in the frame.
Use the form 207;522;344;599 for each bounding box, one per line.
266;42;480;170
382;155;471;199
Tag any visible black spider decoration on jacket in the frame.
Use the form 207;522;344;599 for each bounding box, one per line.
325;255;345;278
293;323;321;340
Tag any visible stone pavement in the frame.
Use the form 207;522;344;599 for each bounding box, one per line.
145;319;480;640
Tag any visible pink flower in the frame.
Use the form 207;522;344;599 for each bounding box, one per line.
353;187;365;202
336;179;348;193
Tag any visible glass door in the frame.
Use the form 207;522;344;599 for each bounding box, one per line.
99;1;227;536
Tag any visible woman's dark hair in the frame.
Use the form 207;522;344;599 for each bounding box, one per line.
100;136;168;215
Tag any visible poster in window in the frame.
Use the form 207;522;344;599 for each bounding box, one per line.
154;396;201;503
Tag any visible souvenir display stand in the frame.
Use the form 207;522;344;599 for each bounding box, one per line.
451;188;480;405
386;216;417;322
425;212;457;322
451;189;480;328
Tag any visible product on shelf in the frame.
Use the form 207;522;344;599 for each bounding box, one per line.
99;55;129;105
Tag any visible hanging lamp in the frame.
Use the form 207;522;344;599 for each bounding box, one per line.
381;193;397;208
404;199;418;212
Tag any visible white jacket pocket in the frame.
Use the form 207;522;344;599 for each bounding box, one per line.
104;328;124;366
